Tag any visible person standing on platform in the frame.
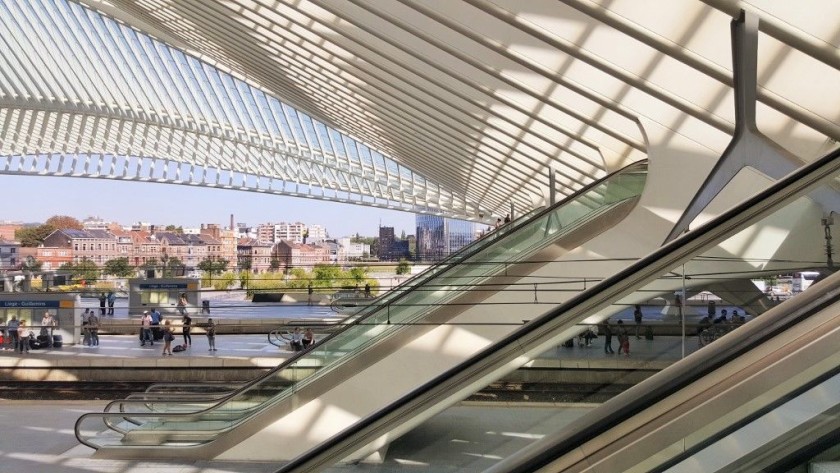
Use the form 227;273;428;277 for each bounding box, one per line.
17;320;31;353
7;316;19;353
150;308;162;341
601;319;614;354
87;311;100;346
161;320;174;356
182;312;192;347
617;320;630;356
205;318;217;351
40;311;56;348
81;309;91;346
307;283;313;306
364;283;371;298
140;311;153;346
106;291;116;316
633;304;643;339
177;293;188;316
98;292;107;316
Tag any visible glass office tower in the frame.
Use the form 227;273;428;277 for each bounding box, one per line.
415;215;475;262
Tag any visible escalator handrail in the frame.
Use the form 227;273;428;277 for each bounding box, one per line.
273;147;840;473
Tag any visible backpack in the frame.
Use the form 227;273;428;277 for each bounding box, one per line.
172;344;186;352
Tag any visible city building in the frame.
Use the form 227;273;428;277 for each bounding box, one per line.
237;238;274;274
0;237;21;271
0;222;22;241
273;240;331;271
41;229;118;266
336;237;370;261
416;216;475;262
273;222;307;244
377;226;395;261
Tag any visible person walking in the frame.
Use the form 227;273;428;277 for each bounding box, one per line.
177;293;188;316
205;318;217;351
633;304;643;339
602;319;614;354
617;320;630;356
98;292;107;316
87;311;100;346
162;320;174;356
182;312;192;347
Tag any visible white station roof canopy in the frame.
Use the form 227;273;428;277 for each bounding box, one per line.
2;0;839;220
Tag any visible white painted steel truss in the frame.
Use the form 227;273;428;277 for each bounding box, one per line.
0;0;471;218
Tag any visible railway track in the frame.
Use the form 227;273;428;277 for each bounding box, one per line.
0;380;630;403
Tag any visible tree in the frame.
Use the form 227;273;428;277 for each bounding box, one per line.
103;257;135;277
164;225;184;233
21;256;43;272
45;215;82;230
396;259;412;275
15;224;55;247
59;258;100;283
349;266;368;286
313;264;342;288
239;257;252;271
162;256;184;277
197;257;228;275
270;254;281;271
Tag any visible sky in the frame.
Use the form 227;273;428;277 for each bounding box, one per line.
0;175;417;238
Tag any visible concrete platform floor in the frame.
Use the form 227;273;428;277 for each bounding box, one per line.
0;400;593;473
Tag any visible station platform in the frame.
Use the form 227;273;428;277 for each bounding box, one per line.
0;328;707;383
0;330;719;472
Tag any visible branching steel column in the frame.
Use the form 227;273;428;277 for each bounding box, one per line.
665;10;840;244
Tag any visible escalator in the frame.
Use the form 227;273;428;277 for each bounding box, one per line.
275;147;840;471
490;270;840;473
75;160;649;460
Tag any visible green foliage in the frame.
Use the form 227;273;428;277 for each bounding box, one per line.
313;264;342;287
103;257;135;277
238;271;251;289
162;256;184;277
15;224;55;247
59;258;100;283
197;257;228;275
211;272;237;291
239;257;252;271
349;266;368;284
396;259;412;275
21;256;43;272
